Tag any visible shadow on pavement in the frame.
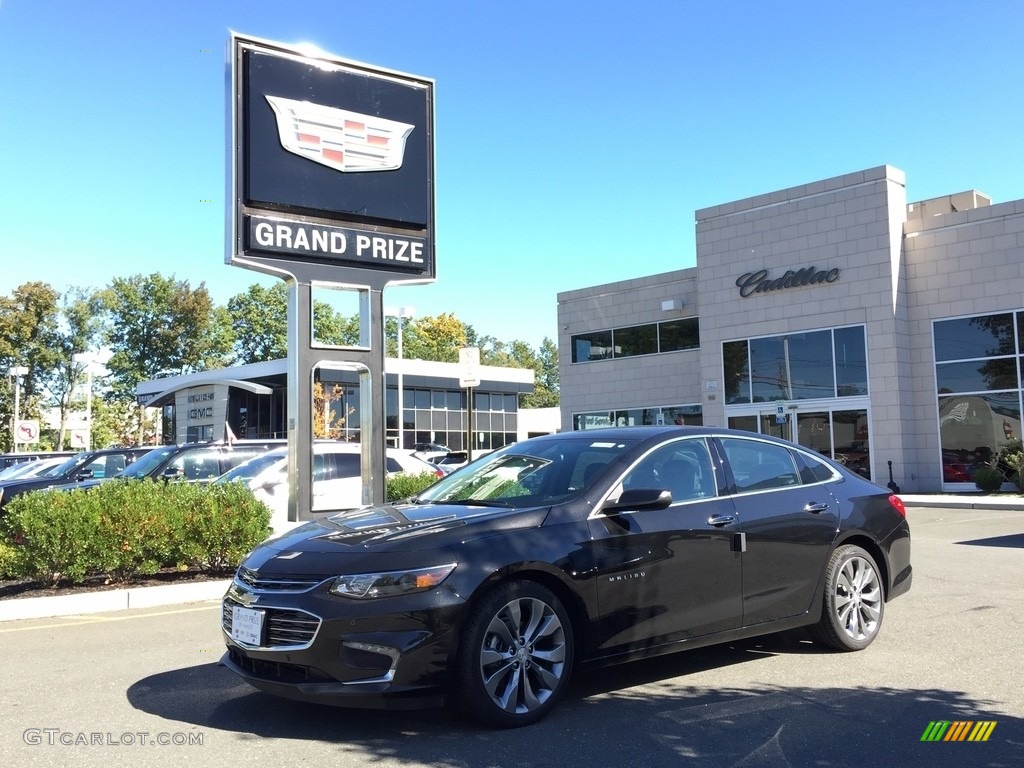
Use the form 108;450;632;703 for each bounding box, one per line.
127;636;1022;768
956;533;1024;549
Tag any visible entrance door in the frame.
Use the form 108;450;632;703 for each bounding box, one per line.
727;406;871;480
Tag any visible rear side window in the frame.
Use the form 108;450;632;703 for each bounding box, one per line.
795;451;838;484
720;438;801;492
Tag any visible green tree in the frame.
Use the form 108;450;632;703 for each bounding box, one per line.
37;288;105;449
226;282;360;364
0;282;62;451
523;337;559;408
312;302;360;347
227;282;288;363
98;274;231;440
404;313;468;362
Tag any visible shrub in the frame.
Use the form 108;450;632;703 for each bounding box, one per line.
3;480;272;585
387;471;441;503
2;488;104;585
0;539;19;579
996;441;1024;492
167;482;271;572
973;466;1004;493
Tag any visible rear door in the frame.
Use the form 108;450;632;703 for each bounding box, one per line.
716;436;839;627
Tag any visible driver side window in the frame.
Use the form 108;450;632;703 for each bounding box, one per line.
619;439;715;503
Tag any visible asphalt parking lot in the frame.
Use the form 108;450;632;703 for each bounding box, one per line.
1;505;1022;768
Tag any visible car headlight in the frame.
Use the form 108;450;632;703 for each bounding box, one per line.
329;563;457;599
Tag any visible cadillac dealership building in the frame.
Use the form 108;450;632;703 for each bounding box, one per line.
558;165;1024;492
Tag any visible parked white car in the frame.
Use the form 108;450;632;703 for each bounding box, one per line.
216;442;441;533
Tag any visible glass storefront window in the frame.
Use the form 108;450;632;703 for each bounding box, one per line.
573;404;703;430
834;326;868;396
723;340;750;404
749;336;789;402
938;392;1021;484
572;331;613;362
571;319;699;364
833;409;869;479
724;326;866;404
936;359;1019;393
935;314;1015;362
613;324;658;358
660;318;699;352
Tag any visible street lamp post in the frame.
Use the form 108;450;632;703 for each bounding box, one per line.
384;305;415;450
8;366;28;453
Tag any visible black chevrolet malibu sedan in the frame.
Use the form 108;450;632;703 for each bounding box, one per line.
221;426;912;727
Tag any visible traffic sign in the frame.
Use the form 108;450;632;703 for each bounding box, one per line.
15;420;39;444
459;347;481;388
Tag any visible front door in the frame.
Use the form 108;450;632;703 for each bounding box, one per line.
728;404;872;480
585;437;743;655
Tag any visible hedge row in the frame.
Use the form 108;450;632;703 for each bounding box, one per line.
0;471;443;585
1;481;271;585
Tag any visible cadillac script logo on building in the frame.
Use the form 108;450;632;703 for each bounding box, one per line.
265;95;415;173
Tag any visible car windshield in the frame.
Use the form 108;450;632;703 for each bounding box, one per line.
115;445;178;478
415;436;636;506
216;450;286;483
47;452;95;477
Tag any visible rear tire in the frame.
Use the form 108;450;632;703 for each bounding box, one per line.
455;580;574;728
810;544;884;651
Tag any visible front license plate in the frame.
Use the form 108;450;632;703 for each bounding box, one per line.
231;605;265;646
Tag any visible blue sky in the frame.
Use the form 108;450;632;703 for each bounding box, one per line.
1;1;1022;349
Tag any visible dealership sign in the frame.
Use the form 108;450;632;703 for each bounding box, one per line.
228;35;435;284
735;266;840;298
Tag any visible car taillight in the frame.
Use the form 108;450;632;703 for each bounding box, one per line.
888;494;907;518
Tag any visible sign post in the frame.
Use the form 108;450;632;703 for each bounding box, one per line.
459;347;481;461
228;34;435;522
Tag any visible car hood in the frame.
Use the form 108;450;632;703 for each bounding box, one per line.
242;502;551;571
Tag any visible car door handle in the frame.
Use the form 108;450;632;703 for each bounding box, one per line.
804;502;830;514
707;514;736;527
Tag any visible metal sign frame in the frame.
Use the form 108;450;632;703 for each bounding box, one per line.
227;33;436;523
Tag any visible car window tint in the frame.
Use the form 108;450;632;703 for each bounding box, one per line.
795;451;837;483
620;439;715;502
721;438;801;492
333;454;360;479
181;451;223;480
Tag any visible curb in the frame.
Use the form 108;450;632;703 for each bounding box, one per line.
0;579;230;623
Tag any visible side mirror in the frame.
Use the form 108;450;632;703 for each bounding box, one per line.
602;488;672;513
76;469;94;481
162;467;184;480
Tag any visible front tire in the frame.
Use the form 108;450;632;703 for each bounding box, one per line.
811;544;885;651
456;580;574;728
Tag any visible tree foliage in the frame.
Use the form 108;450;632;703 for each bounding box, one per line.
227;282;288;363
98;273;231;402
404;312;468;362
0;275;559;453
226;281;361;364
0;282;62;450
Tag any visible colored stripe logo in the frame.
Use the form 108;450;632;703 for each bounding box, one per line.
921;721;997;742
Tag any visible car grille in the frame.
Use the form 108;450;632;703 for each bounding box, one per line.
235;566;324;592
222;599;321;649
227;647;333;684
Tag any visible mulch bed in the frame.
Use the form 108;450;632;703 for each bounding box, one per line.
0;568;232;601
